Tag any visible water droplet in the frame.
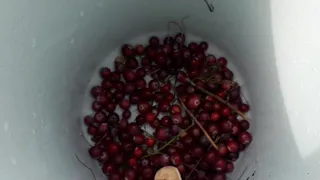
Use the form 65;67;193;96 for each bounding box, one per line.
10;157;17;165
4;122;9;132
70;38;75;44
32;38;36;48
80;11;84;17
32;112;37;119
32;129;36;135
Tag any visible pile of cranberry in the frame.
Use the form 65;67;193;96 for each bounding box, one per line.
84;33;252;180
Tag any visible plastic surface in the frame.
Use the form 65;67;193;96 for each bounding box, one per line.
0;0;320;179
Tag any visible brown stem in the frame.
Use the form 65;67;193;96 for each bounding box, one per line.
75;155;96;180
179;99;219;150
141;105;195;159
186;146;211;180
184;164;209;180
187;79;249;121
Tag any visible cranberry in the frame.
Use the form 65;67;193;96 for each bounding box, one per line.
146;138;156;147
215;159;227;172
160;116;172;127
141;57;151;67
170;153;182;165
121;44;135;57
177;71;188;84
127;123;142;135
87;125;97;135
187;94;201;109
133;134;145;145
158;101;171;112
199;41;208;50
190;127;201;137
138;101;151;114
123;70;136;82
119;119;128;130
217;57;227;67
84;115;94;125
238;131;252;145
94;112;106;123
218;144;229;157
226;162;234;173
91;86;104;97
141;167;155;180
240;120;250;130
227;140;240;153
134;147;143;158
107;113;119;124
210;112;220;122
107;142;120;154
183;153;194;164
105;102;116;112
155;128;170;141
135;44;145;55
239;103;250;112
191;147;205;158
221;107;231;116
160;83;171;93
160;154;170;166
119;99;130;110
102;163;116;174
171;114;183;125
205;151;219;164
171;105;182;114
220;120;233;133
124;83;136;94
149;36;160;46
125;169;137;180
211;173;226;180
89;146;102;159
199;111;210;121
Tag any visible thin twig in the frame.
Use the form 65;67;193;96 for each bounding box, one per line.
141;106;195;159
184;164;209;180
167;21;183;36
75;155;96;180
187;79;249;121
186;146;211;180
180;99;218;150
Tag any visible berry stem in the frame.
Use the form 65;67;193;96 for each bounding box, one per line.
75;154;96;180
187;79;249;121
141;106;195;159
179;98;219;151
185;147;211;180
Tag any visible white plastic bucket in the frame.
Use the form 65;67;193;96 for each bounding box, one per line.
1;0;320;180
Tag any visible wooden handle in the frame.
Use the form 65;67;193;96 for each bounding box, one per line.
154;166;182;180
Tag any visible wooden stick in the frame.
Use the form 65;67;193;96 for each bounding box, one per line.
179;99;219;150
188;79;249;121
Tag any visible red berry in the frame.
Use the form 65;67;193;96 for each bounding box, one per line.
134;147;143;158
221;107;231;116
171;105;182;114
239;103;250;112
89;146;102;159
133;134;145;145
138;101;150;114
215;159;227;172
210;112;220;122
146;138;156;147
160;83;171;93
135;44;145;55
107;142;120;154
187;94;201;109
238;131;252;145
128;158;138;167
226;140;240;153
155;128;170;141
226;162;234;173
170;153;182;165
122;44;135;57
240;120;250;130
